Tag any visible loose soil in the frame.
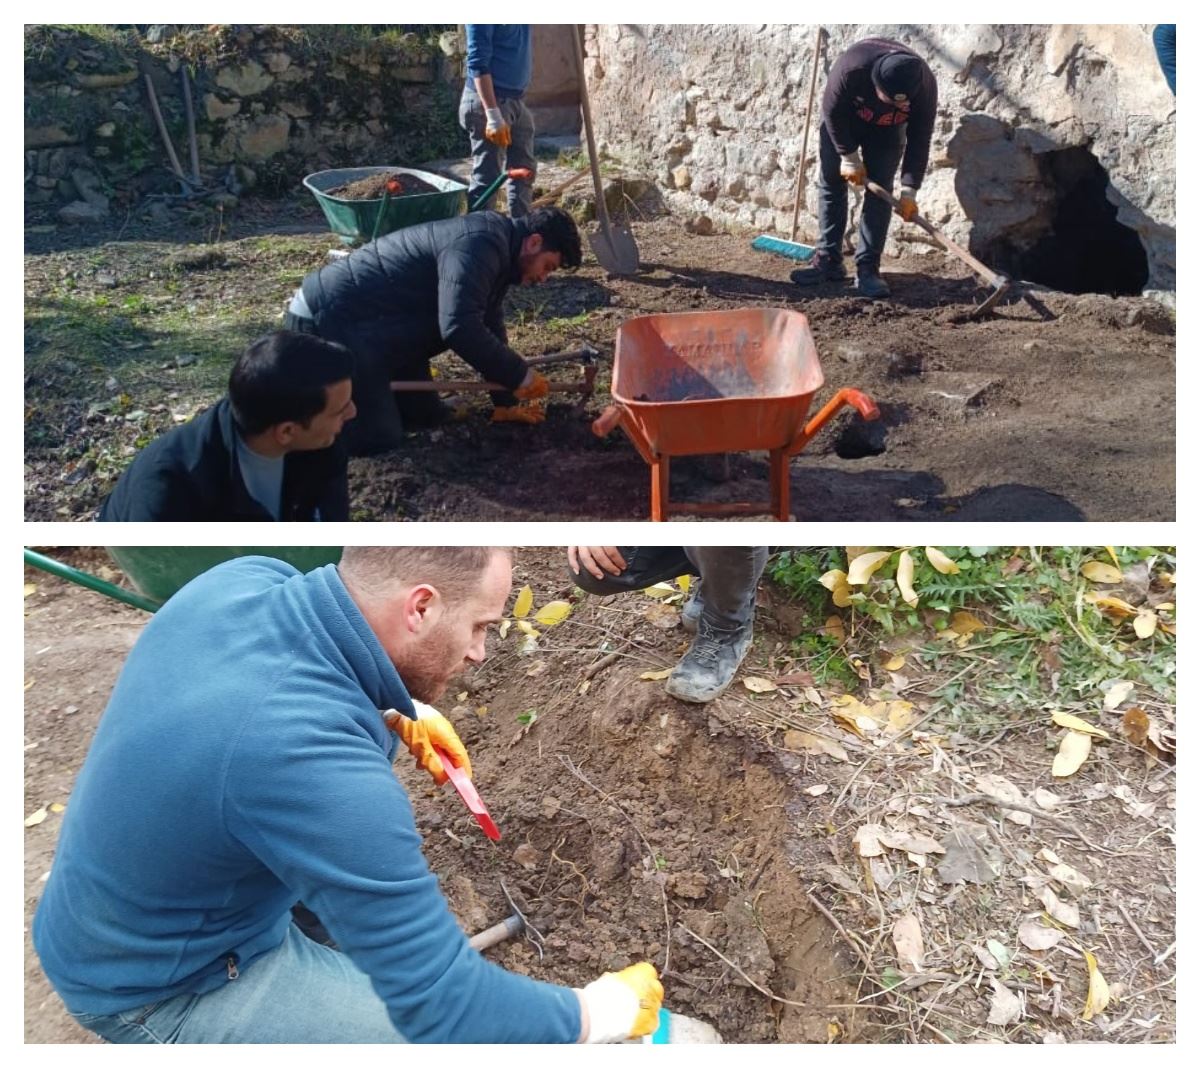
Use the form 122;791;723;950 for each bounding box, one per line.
327;173;441;200
24;172;1175;521
24;549;1176;1043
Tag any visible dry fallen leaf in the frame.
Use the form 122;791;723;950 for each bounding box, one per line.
742;676;778;694
782;731;848;762
1081;949;1111;1021
512;585;533;619
847;550;894;585
1121;707;1150;747
1082;561;1124;584
24;807;48;828
1052;731;1092;777
823;615;846;641
1104;546;1120;568
987;978;1023;1026
1040;886;1081;928
949;610;986;636
819;569;853;608
878;829;944;855
515;620;539;638
641;582;678;599
925;547;960;575
644;602;680;629
1047;863;1093;897
677;574;691;595
534;600;572;626
24;583;37;598
1050;711;1111;739
49;802;66;814
892;913;924;972
1133;609;1158;639
882;654;905;671
639;668;672;681
975;773;1032;826
1102;680;1135;710
1086;593;1138;618
853;824;888;857
896;550;918;608
1018;919;1065;951
1034;788;1061;810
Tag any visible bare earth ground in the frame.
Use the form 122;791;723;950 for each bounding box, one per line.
24;549;1176;1043
24;186;1175;521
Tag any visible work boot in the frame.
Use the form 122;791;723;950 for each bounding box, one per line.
855;266;891;299
790;251;849;286
665;617;754;704
681;580;703;634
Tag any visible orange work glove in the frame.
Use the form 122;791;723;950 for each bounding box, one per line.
897;187;919;222
484;107;512;148
491;403;546;425
513;370;550;401
383;706;472;785
839;151;866;186
577;962;664;1043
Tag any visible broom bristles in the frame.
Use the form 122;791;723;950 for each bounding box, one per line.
751;234;817;262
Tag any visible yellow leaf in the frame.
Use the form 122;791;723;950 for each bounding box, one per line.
883;654;906;671
896;550;918;608
1050;711;1111;739
1081;949;1111;1021
677;574;691;595
743;677;778;694
49;803;65;813
886;701;915;733
925;547;959;575
1082;561;1124;584
1052;731;1092;777
639;668;672;681
1155;602;1175;613
1133;609;1157;639
24;678;34;692
823;615;846;641
498;619;511;639
847;550;893;585
512;585;534;619
534;600;572;626
827;1020;841;1042
24;807;48;828
819;569;853;608
642;582;677;599
23;583;37;598
516;619;539;637
949;611;986;636
1102;680;1134;710
1104;546;1120;568
1085;593;1137;617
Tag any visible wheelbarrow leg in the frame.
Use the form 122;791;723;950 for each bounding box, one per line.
770;449;790;521
651;455;671;521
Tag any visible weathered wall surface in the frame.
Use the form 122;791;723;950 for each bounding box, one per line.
582;24;1176;292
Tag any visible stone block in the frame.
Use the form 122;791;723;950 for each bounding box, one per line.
26;126;74;149
236;115;291;161
215;60;273;97
58;199;108;224
204;94;241;121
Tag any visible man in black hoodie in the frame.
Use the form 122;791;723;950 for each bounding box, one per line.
285;206;583;456
791;37;938;299
98;331;355;522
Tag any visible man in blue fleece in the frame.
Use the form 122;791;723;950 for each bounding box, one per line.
33;548;662;1043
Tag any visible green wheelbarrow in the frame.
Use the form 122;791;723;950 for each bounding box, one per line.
24;547;343;612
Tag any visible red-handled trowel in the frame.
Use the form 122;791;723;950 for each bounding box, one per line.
435;746;501;840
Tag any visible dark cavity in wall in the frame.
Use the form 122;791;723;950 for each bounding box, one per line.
989;147;1149;295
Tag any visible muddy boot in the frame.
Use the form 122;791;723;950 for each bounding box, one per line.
855;266;891;299
681;580;704;634
665;617;753;704
790;251;848;286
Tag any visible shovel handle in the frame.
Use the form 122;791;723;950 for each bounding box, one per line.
591;404;623;437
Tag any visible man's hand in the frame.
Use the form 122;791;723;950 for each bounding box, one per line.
484;107;512;148
839;152;866;186
384;706;472;785
568;546;627;581
897;186;919;222
514;369;550;401
491;404;545;425
577;962;664;1043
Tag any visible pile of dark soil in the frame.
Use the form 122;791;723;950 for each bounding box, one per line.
328;173;439;200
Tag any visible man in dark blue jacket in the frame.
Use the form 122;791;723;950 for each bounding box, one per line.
32;549;662;1043
98;331;355;521
285;207;582;455
791;37;938;299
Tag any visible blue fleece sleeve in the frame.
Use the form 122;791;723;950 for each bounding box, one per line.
465;25;495;79
222;695;580;1043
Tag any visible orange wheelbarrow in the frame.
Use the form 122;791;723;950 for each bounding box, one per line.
591;308;879;521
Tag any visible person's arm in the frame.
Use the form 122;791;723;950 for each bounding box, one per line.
821;54;860;159
899;68;938;191
466;26;509;144
99;457;202;522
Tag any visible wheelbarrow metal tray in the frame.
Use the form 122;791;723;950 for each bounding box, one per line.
303;166;467;244
612;308;825;457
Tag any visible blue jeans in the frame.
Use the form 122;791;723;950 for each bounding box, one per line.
458;88;536;216
816;121;906;272
67;924;405;1043
569;547;768;630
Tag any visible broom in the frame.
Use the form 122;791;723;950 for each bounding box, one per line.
752;26;825;262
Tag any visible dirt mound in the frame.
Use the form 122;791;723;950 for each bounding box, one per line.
327;173;439;200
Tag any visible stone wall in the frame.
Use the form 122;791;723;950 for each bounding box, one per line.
581;24;1176;293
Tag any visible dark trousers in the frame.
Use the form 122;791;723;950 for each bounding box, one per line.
568;547;768;630
817;121;906;271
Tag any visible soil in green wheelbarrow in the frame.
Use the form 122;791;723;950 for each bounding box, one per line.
327;172;440;200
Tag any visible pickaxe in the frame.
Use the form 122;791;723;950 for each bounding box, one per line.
390;344;600;399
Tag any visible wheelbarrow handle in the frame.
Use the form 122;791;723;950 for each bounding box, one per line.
470;167;535;212
591;404;623;437
786;388;879;457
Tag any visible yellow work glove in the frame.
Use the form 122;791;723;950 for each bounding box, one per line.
491;403;546;425
897;187;919;222
514;370;550;401
484;107;512;148
839;151;866;186
383;705;472;786
577;962;664;1043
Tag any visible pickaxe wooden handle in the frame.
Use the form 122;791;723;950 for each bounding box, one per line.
390;378;591;394
864;180;1010;314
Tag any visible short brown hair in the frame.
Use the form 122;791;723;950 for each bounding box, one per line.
339;547;510;604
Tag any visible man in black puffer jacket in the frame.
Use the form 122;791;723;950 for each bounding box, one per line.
285;207;582;456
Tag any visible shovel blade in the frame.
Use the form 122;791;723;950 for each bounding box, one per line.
588;223;640;276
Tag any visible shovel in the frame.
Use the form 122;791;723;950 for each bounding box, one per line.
570;25;640;275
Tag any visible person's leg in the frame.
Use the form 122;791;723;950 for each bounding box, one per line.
70;925;406;1043
666;548;768;704
459;87;504;210
791;123;850;285
503;99;537;218
855;126;906;297
568;547;694;596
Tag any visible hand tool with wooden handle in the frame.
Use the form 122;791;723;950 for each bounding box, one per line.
864;179;1010;315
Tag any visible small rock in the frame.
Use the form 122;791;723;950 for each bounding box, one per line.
104;377;119;392
1022;340;1046;353
667;871;710;900
95;122;116;138
96;273;117;288
64;705;79;715
566;941;591;962
174;353;198;368
834;342;869;364
57;200;108;224
512;843;540;870
684;214;714;235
